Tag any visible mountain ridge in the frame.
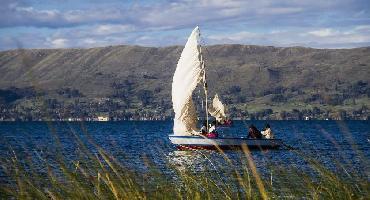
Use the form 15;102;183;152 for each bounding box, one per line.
2;43;370;53
0;44;369;120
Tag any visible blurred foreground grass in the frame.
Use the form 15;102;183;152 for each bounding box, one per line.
0;126;369;200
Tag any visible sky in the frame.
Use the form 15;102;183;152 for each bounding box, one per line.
1;0;370;50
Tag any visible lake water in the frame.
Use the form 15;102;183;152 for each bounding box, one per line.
0;120;369;182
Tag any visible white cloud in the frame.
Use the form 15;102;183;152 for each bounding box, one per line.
0;0;353;30
257;7;303;15
308;28;338;37
49;38;69;48
94;24;135;35
354;25;370;30
14;6;61;23
208;31;258;42
206;26;370;48
0;0;369;50
1;24;369;50
82;38;97;45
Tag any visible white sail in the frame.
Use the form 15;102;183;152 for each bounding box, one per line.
209;94;226;122
172;27;203;135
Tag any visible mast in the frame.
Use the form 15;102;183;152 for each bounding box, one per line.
198;29;209;133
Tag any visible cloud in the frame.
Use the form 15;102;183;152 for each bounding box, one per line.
208;31;258;42
256;7;303;15
1;23;370;50
308;28;338;37
0;0;369;50
0;1;131;28
305;26;370;45
2;0;367;30
49;38;69;48
94;24;136;35
206;26;370;48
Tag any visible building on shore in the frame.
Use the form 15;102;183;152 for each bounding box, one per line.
97;116;109;121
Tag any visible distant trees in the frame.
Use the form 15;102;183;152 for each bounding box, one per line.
304;82;370;105
346;80;370;99
338;109;347;120
279;111;287;119
0;87;37;104
1;77;369;121
271;94;287;103
57;88;84;98
228;85;241;94
143;74;158;79
0;89;22;104
254;109;273;119
304;94;321;103
111;91;128;99
137;90;153;106
312;107;321;115
45;99;60;109
110;80;137;106
236;95;246;103
292;109;303;120
321;94;344;106
261;86;286;96
154;87;161;93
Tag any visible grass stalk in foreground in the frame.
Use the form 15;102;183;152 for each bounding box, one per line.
0;127;369;199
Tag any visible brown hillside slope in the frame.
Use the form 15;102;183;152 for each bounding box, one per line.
0;45;369;119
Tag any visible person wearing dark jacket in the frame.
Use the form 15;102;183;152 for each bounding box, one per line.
200;122;207;135
247;124;263;139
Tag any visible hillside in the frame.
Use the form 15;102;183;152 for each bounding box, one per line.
0;45;369;120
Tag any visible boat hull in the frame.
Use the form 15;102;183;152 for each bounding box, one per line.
169;135;283;150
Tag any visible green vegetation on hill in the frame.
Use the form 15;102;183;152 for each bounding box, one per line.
0;45;369;120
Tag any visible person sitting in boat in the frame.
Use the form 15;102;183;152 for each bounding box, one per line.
247;124;262;139
261;123;274;139
200;122;207;135
207;121;218;138
209;121;216;133
223;119;232;125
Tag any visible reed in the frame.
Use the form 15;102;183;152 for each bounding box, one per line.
0;124;368;199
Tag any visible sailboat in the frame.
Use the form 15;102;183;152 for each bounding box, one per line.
208;94;232;126
168;26;282;150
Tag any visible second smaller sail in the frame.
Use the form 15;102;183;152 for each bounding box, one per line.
208;93;226;123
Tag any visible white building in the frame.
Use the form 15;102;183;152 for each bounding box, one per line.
97;116;109;121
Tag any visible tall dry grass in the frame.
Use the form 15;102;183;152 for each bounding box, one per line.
0;122;369;199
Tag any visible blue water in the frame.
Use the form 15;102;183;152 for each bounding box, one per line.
0;121;369;182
